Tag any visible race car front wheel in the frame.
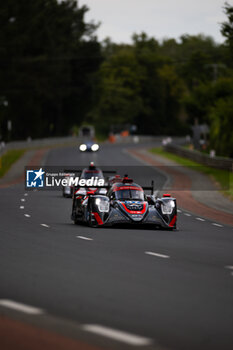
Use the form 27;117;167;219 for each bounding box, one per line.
88;211;99;228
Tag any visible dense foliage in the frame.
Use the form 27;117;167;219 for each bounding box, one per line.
0;0;102;139
89;33;228;138
89;3;233;157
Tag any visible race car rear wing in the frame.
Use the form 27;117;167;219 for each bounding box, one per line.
64;169;116;174
73;180;154;194
103;170;117;174
64;169;82;174
142;180;154;195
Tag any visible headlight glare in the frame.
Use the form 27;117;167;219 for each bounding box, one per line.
95;198;109;212
79;144;87;151
161;200;175;215
91;144;99;151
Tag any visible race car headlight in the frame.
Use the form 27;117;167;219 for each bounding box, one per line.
161;200;175;215
91;144;99;151
95;198;109;212
79;144;87;151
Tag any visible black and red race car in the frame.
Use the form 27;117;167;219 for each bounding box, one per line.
71;175;177;229
63;162;107;198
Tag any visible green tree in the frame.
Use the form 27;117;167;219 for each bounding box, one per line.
183;83;212;124
221;2;233;63
132;33;185;135
158;64;185;133
0;0;101;140
90;48;144;134
92;33;187;136
209;96;233;157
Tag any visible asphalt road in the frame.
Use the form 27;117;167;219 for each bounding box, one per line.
0;143;233;350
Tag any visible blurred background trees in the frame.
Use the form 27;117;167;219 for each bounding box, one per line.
0;0;102;139
0;1;232;156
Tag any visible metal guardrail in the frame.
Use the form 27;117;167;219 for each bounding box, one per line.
0;135;165;157
113;135;164;143
164;143;233;171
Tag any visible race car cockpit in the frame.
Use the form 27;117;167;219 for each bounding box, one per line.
80;163;104;181
115;188;144;201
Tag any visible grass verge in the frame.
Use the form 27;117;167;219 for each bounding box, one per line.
0;149;25;178
150;147;233;200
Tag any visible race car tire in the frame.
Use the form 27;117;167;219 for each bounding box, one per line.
88;200;95;227
88;210;100;228
71;210;79;225
74;218;80;225
168;225;176;231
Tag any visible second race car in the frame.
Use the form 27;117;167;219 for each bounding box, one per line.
62;162;105;198
79;140;99;152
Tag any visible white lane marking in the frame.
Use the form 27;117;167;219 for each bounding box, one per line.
19;206;24;209
196;217;205;222
24;193;28;196
225;266;233;270
145;251;170;259
177;209;182;213
76;236;93;241
212;223;223;227
24;214;31;218
184;213;191;217
41;224;50;228
0;300;44;315
21;198;25;202
82;324;153;346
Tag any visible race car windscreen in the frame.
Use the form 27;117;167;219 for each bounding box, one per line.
115;189;144;200
81;170;104;180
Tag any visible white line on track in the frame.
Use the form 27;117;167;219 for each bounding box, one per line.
24;214;31;218
0;299;44;315
212;223;223;227
196;217;205;221
21;198;25;202
81;324;153;346
76;236;93;241
184;213;191;216
177;209;182;213
145;251;170;259
41;224;50;228
19;206;24;209
24;193;28;196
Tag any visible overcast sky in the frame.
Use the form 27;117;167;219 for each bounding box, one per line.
79;0;228;43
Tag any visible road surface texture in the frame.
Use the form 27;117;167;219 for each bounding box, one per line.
0;142;233;350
